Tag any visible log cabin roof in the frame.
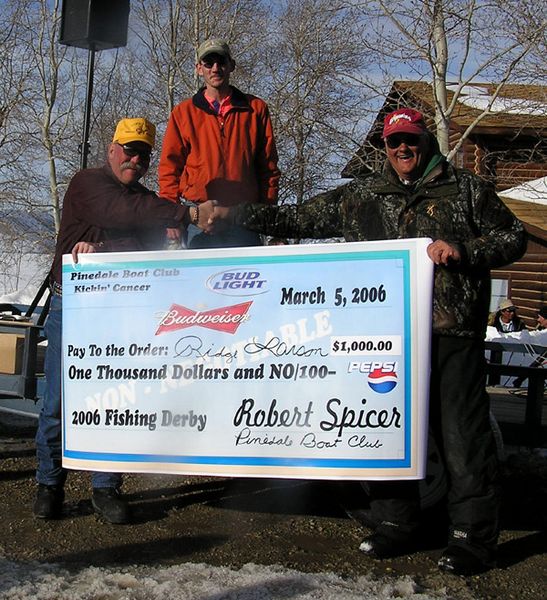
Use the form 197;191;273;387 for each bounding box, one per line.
388;80;547;134
499;197;547;241
342;80;547;179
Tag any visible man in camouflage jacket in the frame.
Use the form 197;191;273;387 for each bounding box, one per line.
202;108;527;575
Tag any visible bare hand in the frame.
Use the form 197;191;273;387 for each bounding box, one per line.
196;201;215;233
166;227;181;241
427;240;461;265
71;241;101;263
197;200;232;234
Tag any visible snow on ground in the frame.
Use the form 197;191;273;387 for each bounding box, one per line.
0;558;455;600
0;271;48;317
0;252;49;305
0;287;46;309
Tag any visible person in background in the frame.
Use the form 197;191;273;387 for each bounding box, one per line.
199;108;527;575
512;305;547;387
158;37;280;249
537;305;547;330
490;299;527;333
34;118;197;524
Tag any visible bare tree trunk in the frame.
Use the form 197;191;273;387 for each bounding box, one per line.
35;0;63;232
431;0;450;154
361;0;545;163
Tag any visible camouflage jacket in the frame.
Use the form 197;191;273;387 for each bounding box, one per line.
235;160;527;338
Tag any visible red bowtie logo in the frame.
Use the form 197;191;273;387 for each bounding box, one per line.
155;301;252;335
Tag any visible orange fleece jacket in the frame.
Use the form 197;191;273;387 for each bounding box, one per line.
159;86;280;206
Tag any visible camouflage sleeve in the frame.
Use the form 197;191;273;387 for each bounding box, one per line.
232;186;346;239
460;178;527;269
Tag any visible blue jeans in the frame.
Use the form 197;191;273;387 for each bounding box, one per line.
35;294;121;489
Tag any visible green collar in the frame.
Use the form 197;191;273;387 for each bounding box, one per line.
418;153;445;183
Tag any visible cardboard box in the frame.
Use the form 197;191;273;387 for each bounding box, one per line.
0;333;25;374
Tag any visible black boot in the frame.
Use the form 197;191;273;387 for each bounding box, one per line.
359;531;416;558
33;484;65;519
438;545;496;575
92;488;130;524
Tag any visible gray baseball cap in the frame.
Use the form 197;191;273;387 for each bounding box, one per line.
197;38;232;61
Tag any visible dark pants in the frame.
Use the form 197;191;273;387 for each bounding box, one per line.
368;335;499;560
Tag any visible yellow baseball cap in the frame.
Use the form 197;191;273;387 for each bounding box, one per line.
113;118;156;148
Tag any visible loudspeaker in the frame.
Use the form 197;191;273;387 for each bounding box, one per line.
60;0;130;51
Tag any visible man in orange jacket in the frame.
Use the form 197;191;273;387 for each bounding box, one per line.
158;38;280;248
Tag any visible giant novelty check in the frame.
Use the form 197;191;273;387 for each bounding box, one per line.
61;239;433;480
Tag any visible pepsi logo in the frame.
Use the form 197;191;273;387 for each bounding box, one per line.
367;368;397;394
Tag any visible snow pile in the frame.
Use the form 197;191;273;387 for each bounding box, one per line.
0;252;49;302
0;558;457;599
500;177;547;205
447;84;547;118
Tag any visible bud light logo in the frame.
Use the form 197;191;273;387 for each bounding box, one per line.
207;269;268;296
367;368;397;394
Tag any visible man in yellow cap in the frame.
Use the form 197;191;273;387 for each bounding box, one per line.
34;118;194;524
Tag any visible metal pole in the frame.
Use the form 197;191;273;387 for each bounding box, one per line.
80;44;96;170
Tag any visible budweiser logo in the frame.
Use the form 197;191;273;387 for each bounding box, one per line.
155;301;252;335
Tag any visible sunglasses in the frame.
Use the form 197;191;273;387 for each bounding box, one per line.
200;55;228;68
118;144;151;160
385;133;422;148
502;307;516;313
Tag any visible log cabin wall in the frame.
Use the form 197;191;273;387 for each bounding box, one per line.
495;162;547;190
492;220;547;328
448;132;547;191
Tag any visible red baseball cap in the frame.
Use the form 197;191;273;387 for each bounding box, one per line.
382;108;428;138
